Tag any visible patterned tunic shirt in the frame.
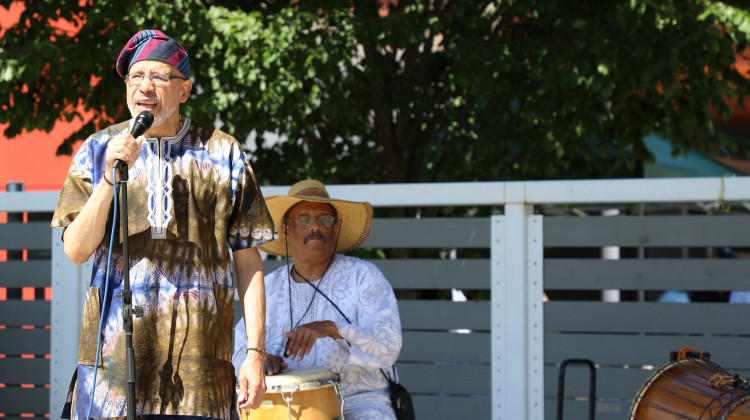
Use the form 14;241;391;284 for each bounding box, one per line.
235;254;402;419
51;117;277;420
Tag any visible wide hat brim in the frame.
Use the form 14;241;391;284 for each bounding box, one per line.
259;183;373;257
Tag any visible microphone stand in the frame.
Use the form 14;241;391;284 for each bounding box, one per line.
116;162;142;420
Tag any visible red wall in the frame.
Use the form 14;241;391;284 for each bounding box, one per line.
0;2;86;192
0;120;87;192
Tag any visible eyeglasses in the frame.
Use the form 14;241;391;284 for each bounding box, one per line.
125;73;187;86
293;215;337;228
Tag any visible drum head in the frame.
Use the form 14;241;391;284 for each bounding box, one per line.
265;367;340;392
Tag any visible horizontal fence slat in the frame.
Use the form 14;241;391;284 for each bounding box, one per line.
524;178;750;205
0;301;51;326
401;331;489;363
0;261;52;287
0;223;52;249
0;329;50;354
545;259;750;291
399;300;490;331
545;301;750;335
261;258;491;290
363;218;490;248
544;215;750;247
377;259;489;289
261;259;285;273
0;358;49;384
545;333;750;370
545;399;627;420
396;362;489;395
544;365;649;401
0;387;49;414
6;179;750;210
0;191;59;212
412;394;490;419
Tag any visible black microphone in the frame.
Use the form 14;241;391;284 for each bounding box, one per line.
114;111;154;169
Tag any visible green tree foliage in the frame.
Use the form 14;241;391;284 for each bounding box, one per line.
1;0;749;185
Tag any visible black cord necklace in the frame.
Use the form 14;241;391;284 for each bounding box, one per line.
284;220;343;331
288;253;337;329
288;265;321;331
293;264;351;324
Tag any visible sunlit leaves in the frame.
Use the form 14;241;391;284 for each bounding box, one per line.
1;0;749;184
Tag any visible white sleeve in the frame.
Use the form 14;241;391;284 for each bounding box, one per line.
335;266;402;370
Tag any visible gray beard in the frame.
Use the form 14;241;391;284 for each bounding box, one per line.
128;104;178;135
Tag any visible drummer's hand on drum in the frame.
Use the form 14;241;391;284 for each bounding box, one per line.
237;351;267;410
265;355;288;376
284;320;343;362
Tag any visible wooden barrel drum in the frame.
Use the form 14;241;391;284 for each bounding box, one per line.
237;367;343;420
629;358;750;419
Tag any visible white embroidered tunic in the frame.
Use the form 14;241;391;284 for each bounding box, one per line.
234;254;402;419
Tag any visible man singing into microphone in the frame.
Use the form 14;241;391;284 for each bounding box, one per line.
51;29;277;420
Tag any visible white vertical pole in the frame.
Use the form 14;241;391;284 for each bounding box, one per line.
601;209;621;302
527;214;545;417
491;214;508;419
493;181;544;419
50;232;89;416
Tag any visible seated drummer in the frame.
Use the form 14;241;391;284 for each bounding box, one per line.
233;180;402;419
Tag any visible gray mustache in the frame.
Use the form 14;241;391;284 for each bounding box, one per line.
304;231;325;243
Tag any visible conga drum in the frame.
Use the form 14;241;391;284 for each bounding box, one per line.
238;367;343;420
629;357;750;419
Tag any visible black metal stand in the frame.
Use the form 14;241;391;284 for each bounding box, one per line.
117;163;141;420
557;358;596;420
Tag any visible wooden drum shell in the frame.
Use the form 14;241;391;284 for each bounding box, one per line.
238;367;343;420
629;358;750;419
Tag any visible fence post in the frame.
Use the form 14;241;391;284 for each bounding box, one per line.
50;211;90;416
492;181;545;419
6;183;24;262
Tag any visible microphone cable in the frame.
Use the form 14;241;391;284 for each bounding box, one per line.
86;166;119;420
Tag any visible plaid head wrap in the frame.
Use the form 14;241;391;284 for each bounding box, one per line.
116;29;190;78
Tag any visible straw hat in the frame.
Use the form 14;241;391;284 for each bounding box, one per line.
259;180;373;257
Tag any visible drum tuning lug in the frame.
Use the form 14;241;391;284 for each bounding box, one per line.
730;374;750;388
